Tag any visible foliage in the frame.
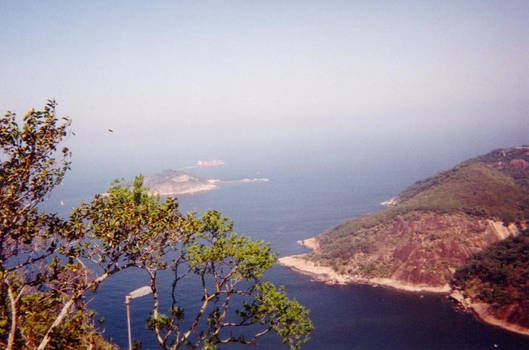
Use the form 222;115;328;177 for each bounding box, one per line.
0;286;116;350
452;229;529;307
0;101;108;349
325;163;529;244
393;163;529;223
395;147;529;202
0;100;71;272
0;102;313;349
72;179;313;349
315;160;529;269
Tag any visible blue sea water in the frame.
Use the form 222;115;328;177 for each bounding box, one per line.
44;156;529;350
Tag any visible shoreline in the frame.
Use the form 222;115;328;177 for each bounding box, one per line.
147;177;270;197
280;239;529;336
450;291;529;337
149;183;219;196
278;253;450;293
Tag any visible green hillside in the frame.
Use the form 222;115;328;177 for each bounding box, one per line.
452;230;529;329
305;146;529;292
317;148;529;261
395;146;529;203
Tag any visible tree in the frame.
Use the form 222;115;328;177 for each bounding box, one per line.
0;102;313;349
0;101;116;349
70;179;313;349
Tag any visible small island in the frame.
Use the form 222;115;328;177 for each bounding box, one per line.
280;146;529;336
143;169;270;197
143;170;219;196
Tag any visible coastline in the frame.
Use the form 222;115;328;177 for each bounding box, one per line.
146;177;270;197
280;239;529;336
278;253;450;293
149;183;219;196
450;291;529;337
296;237;319;250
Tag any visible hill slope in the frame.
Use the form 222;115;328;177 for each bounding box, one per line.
451;230;529;336
279;146;529;333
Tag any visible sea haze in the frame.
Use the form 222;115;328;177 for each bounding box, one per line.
3;1;528;348
42;151;529;350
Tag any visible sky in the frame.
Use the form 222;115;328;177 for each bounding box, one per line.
1;1;528;179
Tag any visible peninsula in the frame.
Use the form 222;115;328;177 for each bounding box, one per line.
280;146;529;335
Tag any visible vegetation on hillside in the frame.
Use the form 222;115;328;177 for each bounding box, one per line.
311;210;498;287
317;155;529;264
451;230;529;328
396;147;529;203
309;147;529;291
452;229;529;306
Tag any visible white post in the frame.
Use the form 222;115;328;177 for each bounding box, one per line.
126;295;132;350
125;286;152;350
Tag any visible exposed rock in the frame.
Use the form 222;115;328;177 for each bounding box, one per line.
509;158;529;170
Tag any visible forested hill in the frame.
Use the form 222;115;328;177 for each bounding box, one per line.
390;146;529;219
276;146;529;334
451;229;529;335
310;146;528;282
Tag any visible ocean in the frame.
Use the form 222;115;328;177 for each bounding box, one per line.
43;156;529;350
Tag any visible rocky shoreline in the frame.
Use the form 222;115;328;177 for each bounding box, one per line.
450;290;529;337
279;239;529;337
278;253;449;293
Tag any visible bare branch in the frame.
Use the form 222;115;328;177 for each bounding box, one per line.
6;282;26;350
147;268;169;349
180;267;215;345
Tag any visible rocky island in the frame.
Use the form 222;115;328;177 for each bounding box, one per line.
143;170;219;196
280;146;529;335
143;169;270;197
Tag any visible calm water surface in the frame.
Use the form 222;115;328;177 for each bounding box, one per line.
46;160;529;350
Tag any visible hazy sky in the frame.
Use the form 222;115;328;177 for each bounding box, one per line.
1;1;528;177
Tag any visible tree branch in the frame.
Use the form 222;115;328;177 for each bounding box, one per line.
36;262;135;350
179;266;215;347
147;268;168;349
6;282;26;350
